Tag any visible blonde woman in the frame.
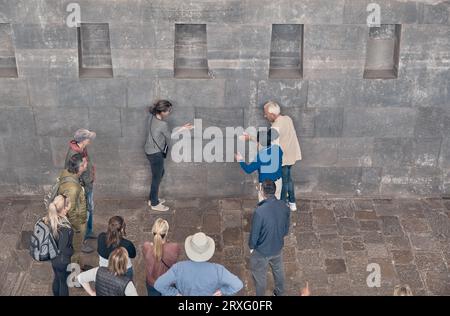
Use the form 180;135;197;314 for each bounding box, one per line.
77;247;138;296
142;218;181;296
44;194;74;296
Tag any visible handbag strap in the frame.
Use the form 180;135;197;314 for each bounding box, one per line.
150;115;165;152
161;257;170;269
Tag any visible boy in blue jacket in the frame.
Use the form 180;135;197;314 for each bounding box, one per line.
235;128;283;201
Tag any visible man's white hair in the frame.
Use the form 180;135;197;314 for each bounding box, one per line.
264;101;281;115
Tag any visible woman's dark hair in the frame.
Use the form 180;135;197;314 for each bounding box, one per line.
106;216;126;248
67;153;84;174
149;100;173;115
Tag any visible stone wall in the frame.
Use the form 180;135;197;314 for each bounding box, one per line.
0;0;449;198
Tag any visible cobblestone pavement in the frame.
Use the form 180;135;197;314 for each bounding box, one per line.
1;197;450;296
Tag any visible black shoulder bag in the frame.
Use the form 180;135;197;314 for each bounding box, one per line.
150;115;169;158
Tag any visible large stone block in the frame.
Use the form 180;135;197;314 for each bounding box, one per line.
314;108;344;137
0;107;35;137
61;0;143;23
34;107;89;137
126;78;158;108
12;23;76;49
380;166;412;195
141;0;243;23
257;80;308;108
15;49;78;78
158;79;226;108
224;79;257;108
160;162;208;197
18;166;57;195
337;138;374;167
281;0;345;24
439;138;450;169
0;78;28;107
343;108;417;137
300;138;338;167
316;167;363;195
4;0;64;24
304;25;366;79
111;49;174;78
408;167;442;195
194;107;244;130
414;107;450;138
2;136;53;169
206;162;246;197
88;107;122;138
121;108;148;138
49;137;70;169
343;0;419;24
360;167;382;194
88;137;120;170
57;78;127;108
27;77;58;107
283;107;316;137
308;79;363;107
110;23;157;49
373;137;441;168
418;3;449;24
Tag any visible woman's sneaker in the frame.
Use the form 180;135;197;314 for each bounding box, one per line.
289;202;297;212
151;203;169;212
148;199;166;206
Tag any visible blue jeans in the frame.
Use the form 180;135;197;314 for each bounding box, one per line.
84;188;94;239
250;250;285;296
147;152;165;206
281;165;296;203
146;283;162;296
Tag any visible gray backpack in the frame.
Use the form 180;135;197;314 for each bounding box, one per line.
44;176;79;210
29;218;60;261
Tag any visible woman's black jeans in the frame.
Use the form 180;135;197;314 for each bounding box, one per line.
52;262;70;296
147;152;165;206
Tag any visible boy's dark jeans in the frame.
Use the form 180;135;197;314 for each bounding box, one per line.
147;152;165;206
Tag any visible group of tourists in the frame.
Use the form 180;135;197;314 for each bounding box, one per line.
39;99;305;296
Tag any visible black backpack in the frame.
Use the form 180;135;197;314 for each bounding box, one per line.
29;218;60;262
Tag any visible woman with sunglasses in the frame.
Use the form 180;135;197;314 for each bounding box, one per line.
44;194;74;296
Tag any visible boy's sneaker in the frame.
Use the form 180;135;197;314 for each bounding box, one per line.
151;203;169;212
289;202;297;212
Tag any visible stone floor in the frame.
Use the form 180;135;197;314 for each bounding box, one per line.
1;196;450;296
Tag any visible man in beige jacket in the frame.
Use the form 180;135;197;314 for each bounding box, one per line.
264;101;302;211
243;101;302;211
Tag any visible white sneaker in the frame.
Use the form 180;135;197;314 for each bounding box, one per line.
148;199;165;206
289;202;297;212
151;203;169;212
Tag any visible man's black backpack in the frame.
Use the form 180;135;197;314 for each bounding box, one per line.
29;218;60;262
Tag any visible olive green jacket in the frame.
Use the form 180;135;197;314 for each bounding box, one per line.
57;169;87;231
